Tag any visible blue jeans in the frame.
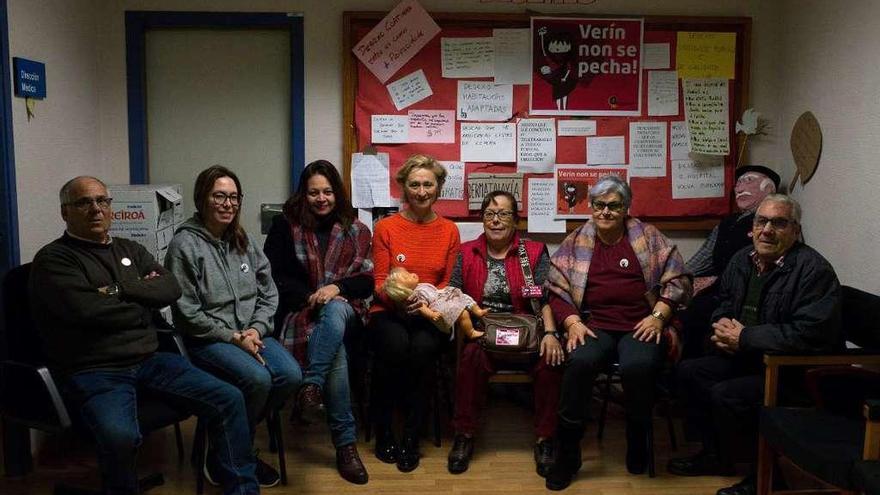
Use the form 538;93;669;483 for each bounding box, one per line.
189;337;302;433
63;352;258;495
307;300;359;447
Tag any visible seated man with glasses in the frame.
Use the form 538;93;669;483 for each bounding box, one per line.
29;176;259;494
668;194;841;495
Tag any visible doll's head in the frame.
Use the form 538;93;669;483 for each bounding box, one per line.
384;267;420;302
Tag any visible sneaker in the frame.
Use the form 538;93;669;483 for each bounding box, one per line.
534;439;556;478
255;454;281;488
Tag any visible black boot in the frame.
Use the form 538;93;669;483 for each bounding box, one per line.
396;434;420;472
625;420;648;475
374;426;398;464
545;425;583;491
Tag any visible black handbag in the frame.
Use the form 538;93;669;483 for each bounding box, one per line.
480;240;543;361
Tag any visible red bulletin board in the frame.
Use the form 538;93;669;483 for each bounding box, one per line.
343;12;752;230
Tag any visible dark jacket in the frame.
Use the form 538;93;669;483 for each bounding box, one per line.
712;242;842;355
30;234;182;374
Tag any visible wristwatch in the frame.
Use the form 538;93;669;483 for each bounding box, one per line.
105;283;120;296
650;310;666;322
545;330;560;340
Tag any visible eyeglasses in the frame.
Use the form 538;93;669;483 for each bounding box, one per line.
591;201;625;212
211;192;242;206
66;196;112;211
753;215;793;230
482;210;515;222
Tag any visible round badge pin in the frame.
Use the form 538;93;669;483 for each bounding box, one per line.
241;263;250;273
619;258;629;268
121;257;132;267
396;253;406;263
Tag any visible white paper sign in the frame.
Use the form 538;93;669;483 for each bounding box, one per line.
460;123;516;162
558;120;597;136
527;178;566;233
587;136;626;165
493;28;531;85
670;121;691;160
439;161;465;200
457;81;513;121
643;43;671;70
351;152;392;208
629;122;667;177
441;37;494;78
683;78;730;155
671;159;724;199
455;222;485;243
648;70;679;117
387;69;433;111
371;115;409;143
358;208;374;234
517;119;556;173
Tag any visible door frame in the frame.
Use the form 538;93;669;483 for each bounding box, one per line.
124;11;305;192
0;0;18;271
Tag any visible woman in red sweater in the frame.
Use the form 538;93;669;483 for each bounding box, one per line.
368;154;460;473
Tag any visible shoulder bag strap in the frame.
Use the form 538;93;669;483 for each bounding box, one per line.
517;240;543;319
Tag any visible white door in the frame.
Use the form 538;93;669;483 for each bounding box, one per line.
145;28;291;242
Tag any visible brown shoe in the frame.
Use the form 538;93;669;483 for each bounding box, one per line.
296;383;324;423
336;443;368;484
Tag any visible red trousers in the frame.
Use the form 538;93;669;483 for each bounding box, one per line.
452;341;563;438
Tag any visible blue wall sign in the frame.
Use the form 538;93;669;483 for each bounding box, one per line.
12;57;45;99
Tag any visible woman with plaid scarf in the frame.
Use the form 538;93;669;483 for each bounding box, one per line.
544;175;693;490
264;160;373;485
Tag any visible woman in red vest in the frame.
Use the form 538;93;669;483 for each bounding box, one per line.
446;190;564;477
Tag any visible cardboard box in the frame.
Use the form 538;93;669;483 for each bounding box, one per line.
108;184;183;262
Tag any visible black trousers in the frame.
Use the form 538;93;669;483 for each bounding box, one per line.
558;329;664;430
368;310;444;438
676;354;764;466
678;283;721;360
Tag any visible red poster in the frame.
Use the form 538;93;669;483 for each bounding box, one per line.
554;166;628;218
531;17;643;116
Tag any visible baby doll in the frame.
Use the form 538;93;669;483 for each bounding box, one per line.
383;266;488;338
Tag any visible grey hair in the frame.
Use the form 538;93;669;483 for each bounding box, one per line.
588;175;632;208
760;193;802;224
59;176;106;205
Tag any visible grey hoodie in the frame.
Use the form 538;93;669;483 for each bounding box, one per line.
164;216;278;342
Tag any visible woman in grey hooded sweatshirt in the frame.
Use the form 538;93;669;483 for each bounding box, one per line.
165;165;302;488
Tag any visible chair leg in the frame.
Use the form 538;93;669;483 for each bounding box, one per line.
665;406;677;450
192;419;206;495
269;409;288;485
433;361;442;447
597;372;612;441
267;412;278;453
647;419;656;478
173;422;185;465
757;435;773;495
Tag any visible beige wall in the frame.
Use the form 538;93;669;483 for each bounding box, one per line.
9;0;826;281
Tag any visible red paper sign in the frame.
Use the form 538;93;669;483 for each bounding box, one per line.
531;17;643;116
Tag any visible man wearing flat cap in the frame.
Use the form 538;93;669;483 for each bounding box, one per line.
679;165;781;359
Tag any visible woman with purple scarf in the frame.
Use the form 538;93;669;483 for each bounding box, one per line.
264;160;373;485
544;175;692;491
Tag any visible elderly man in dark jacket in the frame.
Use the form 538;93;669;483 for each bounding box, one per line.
667;194;841;495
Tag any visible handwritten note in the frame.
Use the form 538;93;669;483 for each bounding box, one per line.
517;119;556;173
671;159;724;199
371;115;409;143
648;70;679;117
493;28;531;85
527;178;566;233
670;121;691;160
460;123;516;162
629;122;667;177
457;81;512;121
408;110;454;143
439;161;465;200
676;32;736;80
683;78;729;155
387;69;433;111
643;43;670;70
467;173;523;210
352;0;441;83
441;37;494;78
558;120;597;136
586;136;626;165
351;152;392;208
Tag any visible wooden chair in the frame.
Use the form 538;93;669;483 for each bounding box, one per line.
757;285;880;495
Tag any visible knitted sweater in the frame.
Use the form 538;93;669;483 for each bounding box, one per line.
30;234;182;374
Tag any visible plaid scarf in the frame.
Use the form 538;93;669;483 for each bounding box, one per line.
282;219;373;364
